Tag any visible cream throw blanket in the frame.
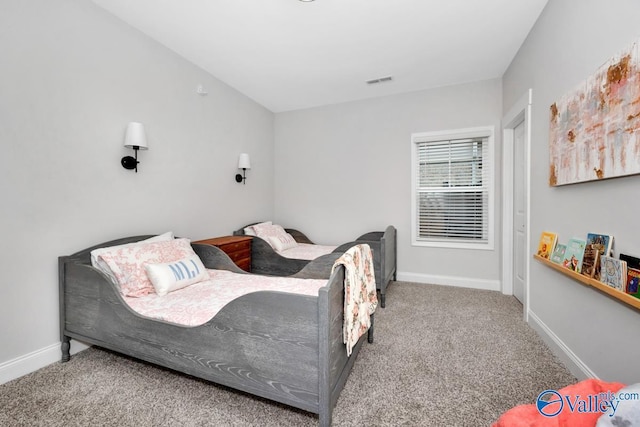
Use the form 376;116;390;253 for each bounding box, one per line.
331;244;378;356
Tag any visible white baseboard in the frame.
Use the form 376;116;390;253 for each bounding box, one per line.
527;310;596;380
396;271;501;292
0;341;89;385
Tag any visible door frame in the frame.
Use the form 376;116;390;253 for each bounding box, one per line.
501;89;532;321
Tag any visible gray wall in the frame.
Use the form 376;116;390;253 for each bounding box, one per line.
503;0;640;383
0;0;274;370
274;79;503;288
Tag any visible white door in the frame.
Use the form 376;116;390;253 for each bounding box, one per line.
513;120;526;303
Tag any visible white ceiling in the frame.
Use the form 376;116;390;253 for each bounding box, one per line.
90;0;548;113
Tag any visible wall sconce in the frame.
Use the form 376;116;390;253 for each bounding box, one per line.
235;153;251;184
121;122;148;173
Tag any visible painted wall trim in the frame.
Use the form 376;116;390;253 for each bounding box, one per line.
501;88;533;323
410;125;496;251
527;310;596;381
0;341;89;385
396;271;501;292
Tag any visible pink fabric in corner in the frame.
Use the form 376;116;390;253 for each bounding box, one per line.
492;379;626;427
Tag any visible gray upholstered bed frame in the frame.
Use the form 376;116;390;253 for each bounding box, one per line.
58;236;373;427
233;224;397;307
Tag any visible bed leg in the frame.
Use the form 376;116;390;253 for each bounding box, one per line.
61;336;71;363
368;314;374;344
319;412;331;427
380;293;386;308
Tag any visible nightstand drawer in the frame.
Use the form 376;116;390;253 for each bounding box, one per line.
235;258;251;272
225;247;250;263
192;235;252;272
217;240;251;254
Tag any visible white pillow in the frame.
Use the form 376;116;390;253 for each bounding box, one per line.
267;233;298;252
91;232;174;283
144;255;208;296
244;226;257;236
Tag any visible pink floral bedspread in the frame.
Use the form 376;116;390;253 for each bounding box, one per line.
278;243;337;260
124;269;326;326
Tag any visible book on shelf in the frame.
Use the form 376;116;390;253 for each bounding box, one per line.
562;238;586;273
587;233;613;256
581;244;600;278
620;253;640;269
550;243;567;264
600;255;627;291
536;231;558;260
626;268;640;297
620;253;640;298
585;232;614;279
586;232;614;256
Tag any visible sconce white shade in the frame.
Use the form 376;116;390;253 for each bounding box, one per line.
238;153;251;169
124;122;148;149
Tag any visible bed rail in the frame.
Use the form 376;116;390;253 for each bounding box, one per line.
318;266;371;427
380;225;397;307
250;237;310;275
334;225;397;307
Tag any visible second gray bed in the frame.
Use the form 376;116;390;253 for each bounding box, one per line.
233;224;397;307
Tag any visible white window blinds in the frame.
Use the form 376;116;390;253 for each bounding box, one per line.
412;128;493;249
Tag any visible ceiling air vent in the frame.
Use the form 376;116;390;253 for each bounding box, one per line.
366;76;393;85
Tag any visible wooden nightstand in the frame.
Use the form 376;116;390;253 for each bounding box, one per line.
192;236;252;272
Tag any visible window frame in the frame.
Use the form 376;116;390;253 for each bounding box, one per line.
410;126;495;250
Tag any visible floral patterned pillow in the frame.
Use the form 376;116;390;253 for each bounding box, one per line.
251;222;279;237
97;238;197;297
90;232;174;284
244;221;272;236
252;223;295;251
267;233;298;252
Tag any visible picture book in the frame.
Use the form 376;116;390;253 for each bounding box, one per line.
620;253;640;270
626;268;640;297
562;238;586;273
585;233;614;279
581;244;600;278
586;233;614;257
550;243;567;264
620;254;640;298
600;256;627;291
536;231;558;260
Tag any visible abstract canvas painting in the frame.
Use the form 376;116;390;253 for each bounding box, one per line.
549;39;640;186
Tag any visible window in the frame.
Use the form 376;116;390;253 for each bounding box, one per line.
411;127;494;250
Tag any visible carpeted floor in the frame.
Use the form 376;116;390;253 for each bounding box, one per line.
0;281;576;426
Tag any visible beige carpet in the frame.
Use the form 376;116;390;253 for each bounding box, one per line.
0;281;576;426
